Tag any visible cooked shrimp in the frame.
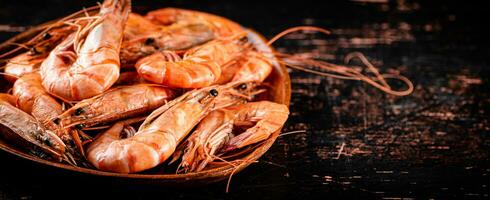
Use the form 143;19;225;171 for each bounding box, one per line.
0;93;65;159
221;101;289;151
124;12;215;46
56;84;176;130
40;0;131;101
120;7;247;68
146;7;246;38
135;39;245;88
215;29;278;84
86;82;257;173
177;109;234;172
121;20;215;68
13;73;63;127
12;73;85;157
178;101;289;172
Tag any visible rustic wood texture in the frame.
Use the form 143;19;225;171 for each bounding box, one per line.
1;0;488;199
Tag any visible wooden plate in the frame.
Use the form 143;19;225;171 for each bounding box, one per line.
0;8;291;185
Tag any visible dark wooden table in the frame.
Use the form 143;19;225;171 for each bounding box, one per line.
1;1;488;199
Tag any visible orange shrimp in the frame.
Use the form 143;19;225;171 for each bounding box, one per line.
146;7;246;38
56;84;176;130
176;109;234;172
13;73;63;127
215;29;278;84
178;101;289;172
120;7;246;69
121;19;215;68
0;93;66;159
123;12;215;45
135;39;246;88
3;25;75;82
12;73;86;159
86;81;258;173
40;0;131;101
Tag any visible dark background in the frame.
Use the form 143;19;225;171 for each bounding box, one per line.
1;0;489;199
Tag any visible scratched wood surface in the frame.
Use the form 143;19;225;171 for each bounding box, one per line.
1;0;488;199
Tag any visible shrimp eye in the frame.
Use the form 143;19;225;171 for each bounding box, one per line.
239;83;247;90
43;33;52;40
53;118;60;125
74;124;85;130
209;89;219;97
44;138;52;146
145;37;155;45
74;108;84;116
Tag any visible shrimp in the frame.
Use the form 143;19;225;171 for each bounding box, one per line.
40;0;131;101
56;84;176;130
176;109;234;172
86;81;257;173
13;73;63;127
215;29;278;84
120;13;215;68
177;101;289;173
121;22;215;68
0;93;65;159
12;73;85;158
120;7;247;69
146;8;246;38
3;25;75;82
123;12;216;44
135;38;246;88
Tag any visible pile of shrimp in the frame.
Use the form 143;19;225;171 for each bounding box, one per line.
0;0;413;174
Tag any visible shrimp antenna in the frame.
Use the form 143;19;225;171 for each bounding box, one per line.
4;42;31;50
0;5;100;59
251;26;414;96
344;51;390;88
224;157;259;193
274;52;414;96
266;26;331;46
278;130;307;137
